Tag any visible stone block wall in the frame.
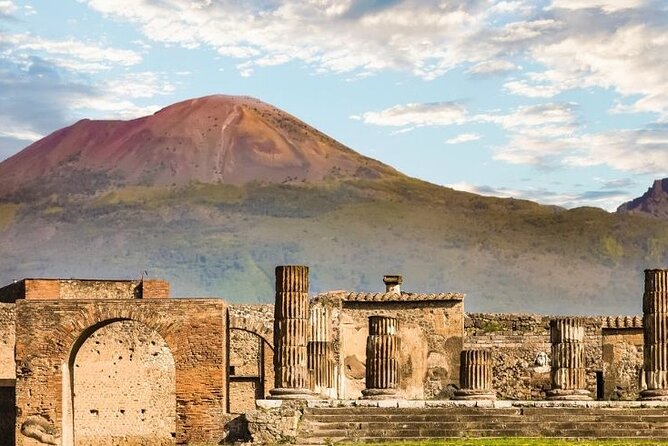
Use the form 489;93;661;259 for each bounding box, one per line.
602;328;643;400
14;298;227;446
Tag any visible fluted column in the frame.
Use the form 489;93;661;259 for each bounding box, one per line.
308;306;335;397
362;316;400;399
454;350;495;400
547;317;591;400
641;269;668;400
270;265;313;399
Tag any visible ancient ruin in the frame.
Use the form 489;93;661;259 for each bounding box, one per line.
0;267;667;444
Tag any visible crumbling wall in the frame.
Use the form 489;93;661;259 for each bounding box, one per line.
602;328;643;400
14;298;227;446
72;320;176;445
337;300;463;400
228;304;274;412
0;279;170;302
0;303;15;380
465;313;603;400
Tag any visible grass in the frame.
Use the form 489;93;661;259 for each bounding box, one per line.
347;440;668;446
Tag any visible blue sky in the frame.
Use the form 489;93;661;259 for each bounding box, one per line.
1;0;667;210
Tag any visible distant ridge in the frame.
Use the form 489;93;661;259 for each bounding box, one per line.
0;95;397;197
618;179;668;219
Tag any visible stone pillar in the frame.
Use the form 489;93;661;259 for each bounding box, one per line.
641;269;668;400
308;306;335;398
362;316;400;399
547;317;591;400
270;265;313;399
454;350;495;400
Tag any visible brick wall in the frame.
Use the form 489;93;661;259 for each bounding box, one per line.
0;279;170;302
14;298;227;446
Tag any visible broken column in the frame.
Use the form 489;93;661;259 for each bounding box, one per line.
641;269;668;400
383;275;402;294
547;317;591;400
308;306;335;398
362;315;400;399
454;350;495;400
269;265;313;399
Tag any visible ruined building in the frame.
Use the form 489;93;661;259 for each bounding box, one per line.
0;267;665;444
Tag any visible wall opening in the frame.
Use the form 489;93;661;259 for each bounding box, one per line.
228;328;273;413
65;320;176;446
596;370;604;400
0;381;15;446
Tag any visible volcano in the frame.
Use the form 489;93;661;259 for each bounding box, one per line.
0;95;397;197
0;95;667;314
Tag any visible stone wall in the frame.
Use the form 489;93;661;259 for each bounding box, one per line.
72;320;176;445
465;313;645;400
334;299;464;400
0;303;15;380
228;304;274;413
14;298;227;446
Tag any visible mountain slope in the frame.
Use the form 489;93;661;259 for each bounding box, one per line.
0;95;397;198
0;95;667;314
618;179;668;219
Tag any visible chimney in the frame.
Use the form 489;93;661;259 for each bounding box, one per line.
383;275;402;294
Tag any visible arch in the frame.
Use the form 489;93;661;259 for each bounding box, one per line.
62;318;176;445
228;315;273;349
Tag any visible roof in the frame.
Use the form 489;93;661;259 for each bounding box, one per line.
317;291;464;303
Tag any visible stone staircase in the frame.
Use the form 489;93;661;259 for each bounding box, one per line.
297;405;668;443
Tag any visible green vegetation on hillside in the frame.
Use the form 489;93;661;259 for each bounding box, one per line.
2;177;667;313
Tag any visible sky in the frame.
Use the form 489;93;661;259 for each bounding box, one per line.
1;0;667;211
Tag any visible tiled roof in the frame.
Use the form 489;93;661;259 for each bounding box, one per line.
318;291;464;302
601;315;642;329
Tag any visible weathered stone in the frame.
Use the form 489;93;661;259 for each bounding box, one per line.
641;269;668;400
548;317;592;400
270;265;313;400
455;349;496;400
362;316;401;400
308;306;336;398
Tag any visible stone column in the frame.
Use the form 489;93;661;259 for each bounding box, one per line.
362;316;400;399
547;317;591;400
641;269;668;400
270;265;313;399
308;306;335;397
454;350;495;400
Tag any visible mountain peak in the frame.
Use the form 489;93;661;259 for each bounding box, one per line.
0;94;398;197
617;178;668;219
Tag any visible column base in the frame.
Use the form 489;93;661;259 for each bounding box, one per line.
361;388;401;400
547;389;592;400
640;389;668;401
269;388;316;400
453;389;496;400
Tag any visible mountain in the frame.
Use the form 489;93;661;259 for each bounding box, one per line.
0;95;396;199
617;179;668;219
1;95;667;314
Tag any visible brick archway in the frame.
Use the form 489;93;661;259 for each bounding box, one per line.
66;319;176;445
14;298;227;446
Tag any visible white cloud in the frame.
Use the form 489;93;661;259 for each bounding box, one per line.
468;59;517;75
549;0;647;13
0;33;142;73
445;133;482;144
357;102;468;127
0;1;17;16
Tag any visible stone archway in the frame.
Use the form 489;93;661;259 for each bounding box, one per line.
65;319;176;446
